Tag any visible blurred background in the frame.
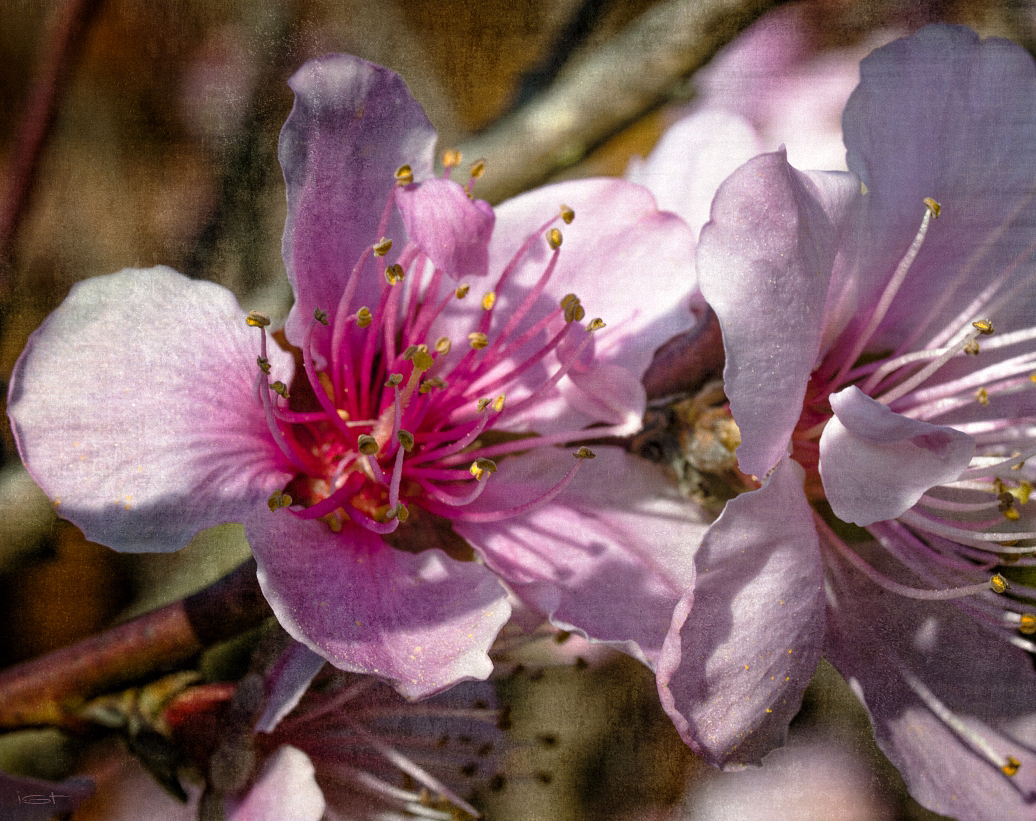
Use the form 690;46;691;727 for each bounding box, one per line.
2;0;1036;818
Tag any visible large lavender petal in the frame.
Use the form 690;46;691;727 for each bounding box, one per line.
7;267;293;553
453;446;706;667
280;55;436;346
248;511;511;699
843;25;1036;346
824;546;1036;821
819;386;975;526
697;150;861;479
657;458;825;768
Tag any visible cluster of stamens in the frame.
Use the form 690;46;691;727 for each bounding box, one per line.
248;156;604;542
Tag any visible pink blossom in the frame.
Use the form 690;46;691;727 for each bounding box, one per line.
659;25;1036;821
8;55;707;698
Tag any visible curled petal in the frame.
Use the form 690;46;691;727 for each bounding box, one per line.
657;458;825;767
454;447;706;667
697;150;862;479
7;267;294;553
280;54;437;345
819;386;975;526
248;511;511;699
396;178;495;280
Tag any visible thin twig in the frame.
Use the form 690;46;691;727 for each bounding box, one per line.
457;0;786;203
0;559;270;731
0;0;106;269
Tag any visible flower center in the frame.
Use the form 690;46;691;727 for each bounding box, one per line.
249;158;604;539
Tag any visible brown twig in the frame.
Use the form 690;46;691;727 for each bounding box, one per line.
0;559;270;731
0;0;106;268
457;0;786;203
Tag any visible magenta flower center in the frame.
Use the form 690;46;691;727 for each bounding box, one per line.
249;173;600;537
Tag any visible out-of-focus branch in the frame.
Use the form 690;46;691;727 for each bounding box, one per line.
0;559;270;732
457;0;785;203
0;0;106;269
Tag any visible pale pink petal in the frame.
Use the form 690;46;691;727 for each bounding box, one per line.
7;267;294;553
824;545;1036;821
280;54;436;345
453;446;706;667
248;512;511;699
657;458;825;767
395;178;495;280
697;150;861;479
626;108;763;239
819;386;975;526
255;642;327;734
227;746;325;821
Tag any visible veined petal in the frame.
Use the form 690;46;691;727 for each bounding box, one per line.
226;746;325;821
395;178;495;280
280;54;436;345
7;267;294;554
824;546;1036;821
843;25;1036;345
657;458;825;768
453;446;707;668
819;386;975;526
698;150;861;479
248;511;511;699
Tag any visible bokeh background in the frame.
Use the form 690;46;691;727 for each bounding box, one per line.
2;0;1036;818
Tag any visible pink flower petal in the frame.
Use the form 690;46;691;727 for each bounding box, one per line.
697;150;861;479
819;386;975;526
657;458;825;767
453;446;706;667
248;511;511;699
395;178;495;280
227;746;325;821
280;54;437;345
7;267;294;553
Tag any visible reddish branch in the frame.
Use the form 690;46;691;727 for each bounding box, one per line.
0;559;270;731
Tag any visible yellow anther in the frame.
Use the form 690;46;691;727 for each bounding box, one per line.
442;149;462;168
994;478;1008;495
402;345;420;360
560;204;574;224
357;434;379;456
562;294;584;323
385;263;405;285
267;491;292;511
373;238;393;257
1017;481;1032;505
435;337;452;356
547;228;563;250
246;310;271;328
482;291;497;311
492;394;505;412
270;381;289;399
324;511;343;532
586;318;606;333
574;447;596;459
1031;373;1036;384
1004;506;1021;521
972;318;994;335
923;197;941;218
256;356;271;375
397;430;415;451
469;332;489;350
386;502;409;523
412;350;434;371
318;371;335;402
976;387;989;406
469;458;498;480
469;159;486;179
356;307;373;328
1002;756;1021;777
385;373;403;387
1019;614;1036;635
477;398;491;412
560;293;578;308
419;376;446;393
990;573;1010;594
313;308;329;325
455;284;470;299
998;491;1016;513
395;164;414;186
964;340;980;356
